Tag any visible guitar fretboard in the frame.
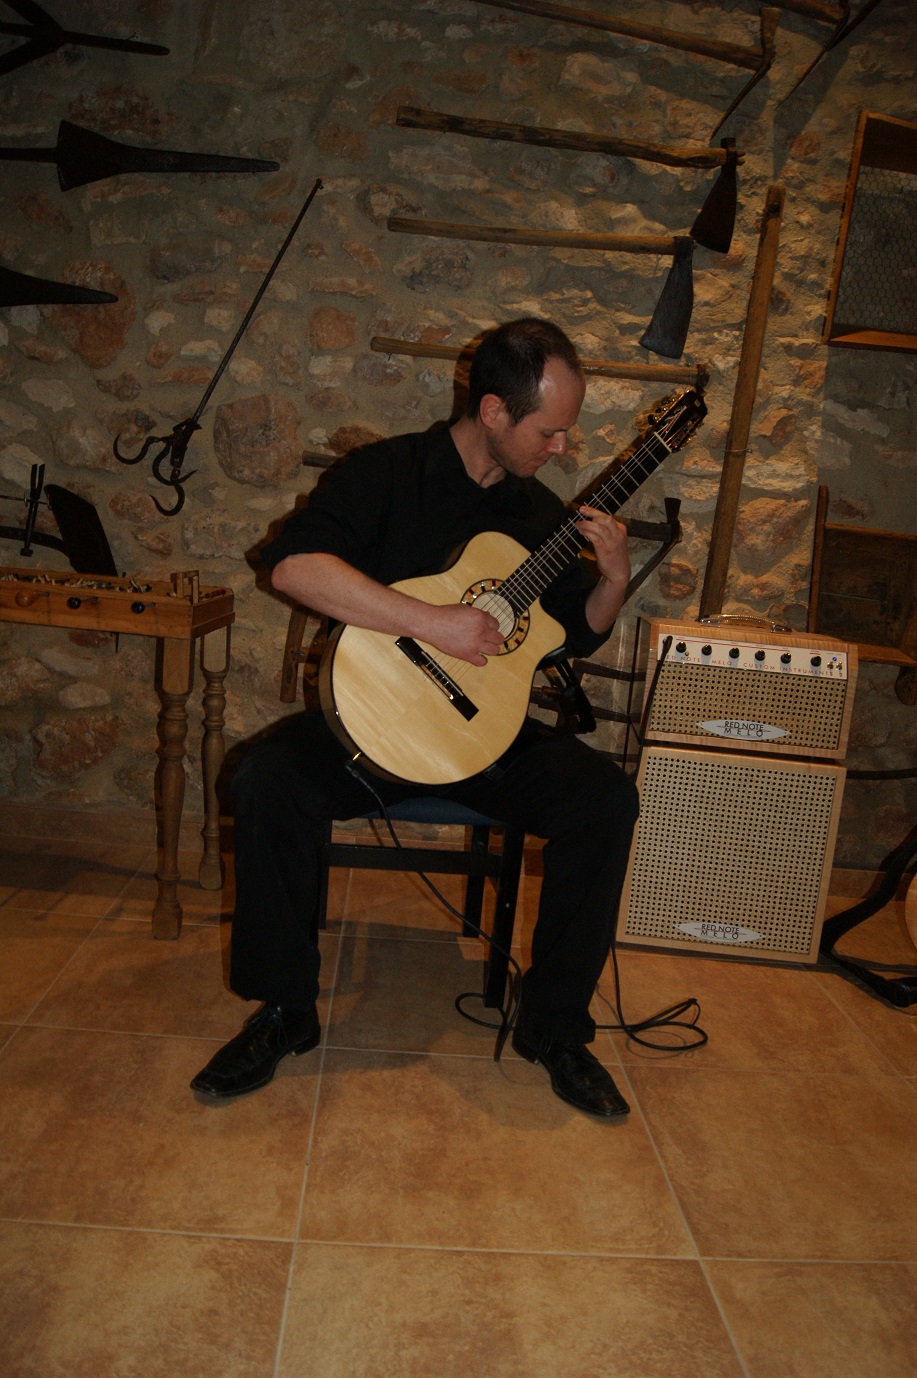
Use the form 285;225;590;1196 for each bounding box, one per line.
501;430;673;615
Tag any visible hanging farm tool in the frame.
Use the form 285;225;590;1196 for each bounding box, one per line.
387;215;698;358
698;185;785;618
0;120;279;191
471;1;781;136
0;263;117;306
0;0;168;77
114;177;322;517
395;106;744;253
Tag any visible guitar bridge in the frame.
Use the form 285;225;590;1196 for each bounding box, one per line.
395;637;478;721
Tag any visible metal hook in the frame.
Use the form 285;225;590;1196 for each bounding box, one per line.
113;429;161;465
152;473;191;517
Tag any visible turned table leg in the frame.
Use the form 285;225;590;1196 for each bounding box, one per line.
153;637;194;939
199;625;230;890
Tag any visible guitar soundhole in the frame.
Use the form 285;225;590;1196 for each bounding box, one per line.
461;580;528;654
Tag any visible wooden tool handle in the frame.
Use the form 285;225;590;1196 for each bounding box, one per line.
388;216;677;255
470;0;765;70
396;106;743;169
370;336;709;388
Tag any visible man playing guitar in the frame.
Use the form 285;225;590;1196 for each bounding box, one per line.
192;318;638;1119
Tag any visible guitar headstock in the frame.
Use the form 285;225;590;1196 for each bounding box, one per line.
646;389;708;453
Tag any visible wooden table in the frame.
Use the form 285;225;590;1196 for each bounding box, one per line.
0;566;234;938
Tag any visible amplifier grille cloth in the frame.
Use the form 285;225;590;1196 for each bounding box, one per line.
624;752;840;956
649;663;849;750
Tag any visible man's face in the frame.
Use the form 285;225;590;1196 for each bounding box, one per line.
484;358;586;479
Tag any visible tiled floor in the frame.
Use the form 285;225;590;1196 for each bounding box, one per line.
1;801;916;1378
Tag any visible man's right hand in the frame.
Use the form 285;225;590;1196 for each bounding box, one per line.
428;602;504;666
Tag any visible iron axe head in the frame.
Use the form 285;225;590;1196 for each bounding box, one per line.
691;139;739;254
640;236;695;359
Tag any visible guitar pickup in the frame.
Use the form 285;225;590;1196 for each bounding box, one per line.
395;637;478;721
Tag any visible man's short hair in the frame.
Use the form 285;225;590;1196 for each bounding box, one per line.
466;318;582;424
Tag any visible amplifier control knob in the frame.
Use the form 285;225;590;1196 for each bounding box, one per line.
811;655;822;667
701;644;712;656
755;650;766;662
676;641;687;654
781;653;792;664
729;647;740;660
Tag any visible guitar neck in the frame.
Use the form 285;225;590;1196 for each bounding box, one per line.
501;429;673;615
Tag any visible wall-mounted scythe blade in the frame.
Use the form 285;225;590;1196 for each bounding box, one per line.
0;121;280;191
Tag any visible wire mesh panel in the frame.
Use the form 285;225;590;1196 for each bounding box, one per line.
834;164;917;336
824;110;917;351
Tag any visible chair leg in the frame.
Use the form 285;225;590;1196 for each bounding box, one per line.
462;825;490;936
483;822;525;1008
315;819;333;936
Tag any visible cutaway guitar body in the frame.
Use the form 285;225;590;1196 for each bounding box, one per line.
319;530;565;785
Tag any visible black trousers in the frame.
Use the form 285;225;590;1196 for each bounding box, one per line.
228;710;639;1045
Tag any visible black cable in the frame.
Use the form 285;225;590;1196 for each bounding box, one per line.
594;936;708;1050
603;633;710;1051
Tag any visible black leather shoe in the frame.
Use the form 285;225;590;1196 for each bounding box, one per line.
511;1022;630;1119
191;1003;320;1100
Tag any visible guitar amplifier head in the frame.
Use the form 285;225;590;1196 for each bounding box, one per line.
630;618;857;762
618;746;845;963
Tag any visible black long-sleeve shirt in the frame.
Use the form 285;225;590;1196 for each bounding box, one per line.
262;425;611;658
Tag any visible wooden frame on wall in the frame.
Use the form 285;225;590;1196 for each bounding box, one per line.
823;110;917;353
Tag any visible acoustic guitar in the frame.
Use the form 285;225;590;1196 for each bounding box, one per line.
320;388;707;785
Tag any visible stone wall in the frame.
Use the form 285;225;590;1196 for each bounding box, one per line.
0;0;914;867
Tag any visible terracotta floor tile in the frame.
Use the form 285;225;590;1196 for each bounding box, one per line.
279;1246;744;1378
814;969;917;1075
0;1221;291;1378
0;1026;319;1236
597;949;894;1073
630;1066;917;1260
0;905;98;1023
298;1048;691;1256
327;932;506;1054
707;1259;917;1378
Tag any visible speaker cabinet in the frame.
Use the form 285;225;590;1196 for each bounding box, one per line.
629;619;857;762
618;747;845;963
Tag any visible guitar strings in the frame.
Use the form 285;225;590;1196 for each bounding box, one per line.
408;400;694;683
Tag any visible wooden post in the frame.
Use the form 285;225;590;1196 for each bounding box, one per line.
698;185;785;619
